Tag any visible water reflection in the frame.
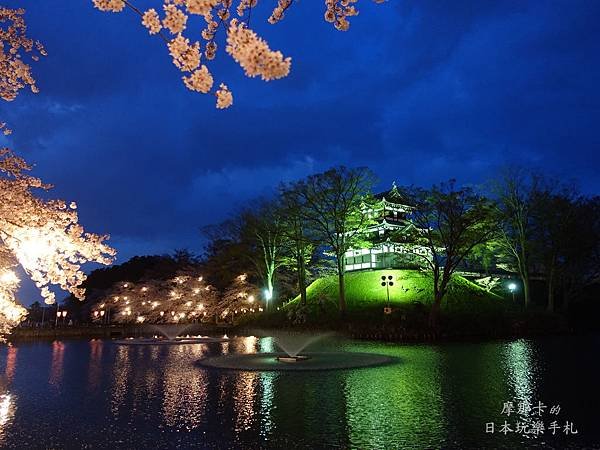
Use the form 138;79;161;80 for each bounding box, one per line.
48;341;65;388
232;371;259;433
110;345;132;414
504;339;538;424
0;393;14;444
259;372;275;438
161;345;209;430
87;339;104;392
4;346;16;383
0;336;593;449
344;345;445;449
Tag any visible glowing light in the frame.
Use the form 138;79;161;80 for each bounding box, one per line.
0;271;18;284
136;316;145;323
93;311;99;317
248;295;255;304
0;394;13;426
263;289;272;301
508;283;517;292
160;311;165;316
123;284;128;288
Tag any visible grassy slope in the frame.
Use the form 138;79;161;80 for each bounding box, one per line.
287;269;506;316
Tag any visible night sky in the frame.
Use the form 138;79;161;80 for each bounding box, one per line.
2;1;599;302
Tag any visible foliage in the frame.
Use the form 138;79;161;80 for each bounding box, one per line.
91;268;218;324
285;166;377;313
0;7;114;337
402;180;497;327
491;169;541;308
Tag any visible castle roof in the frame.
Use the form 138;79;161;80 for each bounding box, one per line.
374;181;412;206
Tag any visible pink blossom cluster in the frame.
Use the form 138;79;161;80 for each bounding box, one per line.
226;19;291;81
92;0;126;13
0;7;47;102
324;0;359;31
93;0;383;108
0;149;115;333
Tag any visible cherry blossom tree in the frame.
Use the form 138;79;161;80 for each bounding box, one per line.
92;271;260;324
92;0;386;109
217;273;260;322
0;7;115;338
92;270;218;324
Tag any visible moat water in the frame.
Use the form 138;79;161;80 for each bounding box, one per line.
0;334;598;449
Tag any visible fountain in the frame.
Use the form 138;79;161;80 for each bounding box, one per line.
112;324;230;345
196;330;395;371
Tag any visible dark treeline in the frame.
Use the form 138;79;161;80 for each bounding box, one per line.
200;166;600;329
45;166;600;331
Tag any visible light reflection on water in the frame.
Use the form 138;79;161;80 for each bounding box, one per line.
48;340;65;388
0;335;596;449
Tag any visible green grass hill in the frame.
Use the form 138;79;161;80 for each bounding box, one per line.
285;269;507;318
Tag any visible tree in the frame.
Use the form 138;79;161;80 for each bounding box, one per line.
557;196;600;309
289;166;376;314
0;150;115;335
404;181;496;328
238;200;285;308
0;7;115;337
278;185;316;306
91;0;385;108
217;273;259;323
201;222;254;290
492;169;539;308
531;188;600;312
92;268;218;324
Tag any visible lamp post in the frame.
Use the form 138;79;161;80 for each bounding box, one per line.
381;275;394;313
55;308;60;327
508;282;517;302
61;310;67;325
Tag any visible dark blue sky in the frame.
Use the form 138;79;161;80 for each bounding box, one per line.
2;1;599;303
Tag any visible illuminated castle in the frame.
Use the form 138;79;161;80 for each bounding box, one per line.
344;182;428;272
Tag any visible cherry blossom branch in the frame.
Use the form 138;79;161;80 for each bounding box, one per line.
122;0;170;44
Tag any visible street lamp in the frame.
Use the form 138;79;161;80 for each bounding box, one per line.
61;310;67;325
381;275;394;314
508;282;517;302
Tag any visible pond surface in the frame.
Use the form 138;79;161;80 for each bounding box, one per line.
0;334;598;449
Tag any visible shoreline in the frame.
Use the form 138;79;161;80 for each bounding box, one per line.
3;322;584;345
